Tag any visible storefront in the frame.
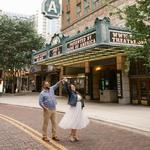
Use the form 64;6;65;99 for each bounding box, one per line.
30;64;60;93
32;17;146;104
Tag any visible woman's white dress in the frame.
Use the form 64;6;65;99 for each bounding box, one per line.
59;94;89;129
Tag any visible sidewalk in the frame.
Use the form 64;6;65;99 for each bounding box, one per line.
0;94;150;134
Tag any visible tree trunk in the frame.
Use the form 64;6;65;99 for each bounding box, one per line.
11;75;15;93
11;71;16;93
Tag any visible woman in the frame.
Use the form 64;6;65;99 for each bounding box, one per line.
59;79;89;142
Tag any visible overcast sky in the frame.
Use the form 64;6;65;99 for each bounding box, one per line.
0;0;44;15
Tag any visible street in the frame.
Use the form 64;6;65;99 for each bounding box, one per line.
1;94;150;133
1;103;150;150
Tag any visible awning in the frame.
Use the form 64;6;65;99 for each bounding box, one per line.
37;46;124;66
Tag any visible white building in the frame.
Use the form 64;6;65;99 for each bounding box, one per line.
0;9;61;44
31;10;61;44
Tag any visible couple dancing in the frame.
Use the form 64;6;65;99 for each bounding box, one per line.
39;78;89;142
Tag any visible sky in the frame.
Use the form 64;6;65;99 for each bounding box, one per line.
0;0;43;15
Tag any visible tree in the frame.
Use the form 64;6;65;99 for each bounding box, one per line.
0;15;45;92
110;0;150;67
124;0;150;67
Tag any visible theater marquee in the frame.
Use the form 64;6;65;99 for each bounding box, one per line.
67;32;96;52
48;46;62;57
110;30;144;46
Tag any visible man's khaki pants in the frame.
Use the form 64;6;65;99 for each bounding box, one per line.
42;108;57;138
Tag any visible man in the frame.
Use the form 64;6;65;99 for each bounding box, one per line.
39;80;62;142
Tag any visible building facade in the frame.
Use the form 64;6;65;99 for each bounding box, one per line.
32;0;150;106
61;0;135;35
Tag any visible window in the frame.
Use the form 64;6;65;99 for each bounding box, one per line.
92;0;100;10
129;59;150;75
85;27;89;30
84;0;90;15
66;0;70;4
76;3;82;19
66;12;71;25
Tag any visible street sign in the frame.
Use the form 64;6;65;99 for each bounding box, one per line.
42;0;61;19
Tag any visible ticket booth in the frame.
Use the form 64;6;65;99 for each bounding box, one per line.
99;70;118;103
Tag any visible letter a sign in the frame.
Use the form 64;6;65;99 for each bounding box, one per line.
42;0;61;19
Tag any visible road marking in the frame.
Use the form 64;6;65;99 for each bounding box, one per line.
0;115;57;150
0;114;68;150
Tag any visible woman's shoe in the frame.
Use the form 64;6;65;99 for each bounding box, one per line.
74;136;79;141
69;136;75;142
52;136;60;141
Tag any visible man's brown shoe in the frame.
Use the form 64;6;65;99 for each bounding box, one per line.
52;136;60;141
42;137;49;142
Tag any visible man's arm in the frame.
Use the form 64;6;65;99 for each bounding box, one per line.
51;80;62;91
39;93;47;109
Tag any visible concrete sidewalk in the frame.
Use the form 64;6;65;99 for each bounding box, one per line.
0;94;150;134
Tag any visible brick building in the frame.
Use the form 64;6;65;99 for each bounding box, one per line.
32;0;150;105
61;0;135;35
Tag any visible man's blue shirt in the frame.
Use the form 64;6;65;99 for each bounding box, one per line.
39;83;59;109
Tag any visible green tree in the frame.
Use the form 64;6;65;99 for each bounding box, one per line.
124;0;150;66
109;0;150;67
0;15;45;92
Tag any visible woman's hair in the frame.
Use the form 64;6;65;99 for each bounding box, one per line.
68;83;76;91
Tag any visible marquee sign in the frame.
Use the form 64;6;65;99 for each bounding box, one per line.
110;30;144;46
67;32;96;52
32;17;145;66
49;46;62;57
42;0;61;19
33;51;47;63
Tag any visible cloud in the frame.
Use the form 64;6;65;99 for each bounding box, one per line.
0;0;43;15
